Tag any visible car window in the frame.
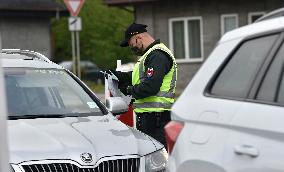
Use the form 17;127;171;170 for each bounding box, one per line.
5;68;102;117
210;34;278;99
256;42;284;102
276;67;284;104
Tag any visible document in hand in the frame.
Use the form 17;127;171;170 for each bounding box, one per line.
106;72;132;105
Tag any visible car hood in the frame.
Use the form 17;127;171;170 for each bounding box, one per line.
8;114;163;165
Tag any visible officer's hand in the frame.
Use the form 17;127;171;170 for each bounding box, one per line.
99;70;109;79
109;70;120;77
99;70;117;78
118;83;128;95
110;70;124;81
126;86;133;95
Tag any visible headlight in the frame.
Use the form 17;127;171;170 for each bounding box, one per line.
145;148;168;172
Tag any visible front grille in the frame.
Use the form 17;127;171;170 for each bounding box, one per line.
22;158;140;172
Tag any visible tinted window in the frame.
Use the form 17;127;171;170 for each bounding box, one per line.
277;66;284;104
210;34;278;98
257;42;284;102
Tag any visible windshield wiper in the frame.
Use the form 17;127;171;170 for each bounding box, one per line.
8;114;76;120
8;112;102;120
67;112;102;117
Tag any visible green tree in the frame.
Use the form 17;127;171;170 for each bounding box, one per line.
52;0;134;69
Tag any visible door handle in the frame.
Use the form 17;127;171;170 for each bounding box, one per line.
234;145;259;157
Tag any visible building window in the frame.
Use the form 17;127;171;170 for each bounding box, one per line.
248;12;265;24
221;14;238;35
169;17;203;62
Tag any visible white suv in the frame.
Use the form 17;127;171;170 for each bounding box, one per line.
165;16;284;171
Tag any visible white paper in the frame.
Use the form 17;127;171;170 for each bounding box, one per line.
106;73;132;105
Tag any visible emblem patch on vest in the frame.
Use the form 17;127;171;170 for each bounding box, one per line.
146;68;154;78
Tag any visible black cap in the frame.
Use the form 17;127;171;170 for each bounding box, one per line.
120;23;147;47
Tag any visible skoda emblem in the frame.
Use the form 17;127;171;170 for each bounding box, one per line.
80;153;93;163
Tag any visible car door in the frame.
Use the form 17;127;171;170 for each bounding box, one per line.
0;57;10;172
222;32;284;172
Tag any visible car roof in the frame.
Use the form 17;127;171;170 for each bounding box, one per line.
1;50;63;69
220;16;284;43
58;61;72;69
59;60;98;67
255;7;284;23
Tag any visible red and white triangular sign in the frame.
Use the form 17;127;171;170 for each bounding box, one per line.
64;0;85;17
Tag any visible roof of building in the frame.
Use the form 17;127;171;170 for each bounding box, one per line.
0;0;68;17
0;0;66;11
104;0;157;6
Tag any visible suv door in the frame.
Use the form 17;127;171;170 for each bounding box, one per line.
0;58;10;172
222;33;284;172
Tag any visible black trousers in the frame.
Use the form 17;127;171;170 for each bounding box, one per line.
136;111;171;149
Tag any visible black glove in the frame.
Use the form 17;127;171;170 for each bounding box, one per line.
100;70;120;79
109;70;122;80
98;71;106;79
105;70;115;75
126;86;133;95
117;82;127;95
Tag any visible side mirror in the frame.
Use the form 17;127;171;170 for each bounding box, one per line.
106;97;128;115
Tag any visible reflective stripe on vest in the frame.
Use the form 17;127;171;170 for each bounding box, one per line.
132;43;177;112
133;102;172;109
156;91;175;98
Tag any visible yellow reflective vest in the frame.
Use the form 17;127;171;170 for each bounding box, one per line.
132;43;177;113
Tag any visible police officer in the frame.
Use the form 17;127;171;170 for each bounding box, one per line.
113;23;177;149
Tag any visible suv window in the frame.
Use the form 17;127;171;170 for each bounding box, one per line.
256;41;284;102
5;68;102;117
210;34;278;99
277;72;284;104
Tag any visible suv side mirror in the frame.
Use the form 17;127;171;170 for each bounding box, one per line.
106;97;128;115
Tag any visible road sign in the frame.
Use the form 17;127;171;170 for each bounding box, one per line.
64;0;85;17
69;17;82;31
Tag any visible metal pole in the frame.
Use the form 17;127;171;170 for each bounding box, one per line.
71;31;76;75
76;31;81;79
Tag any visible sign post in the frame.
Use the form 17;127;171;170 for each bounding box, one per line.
64;0;85;78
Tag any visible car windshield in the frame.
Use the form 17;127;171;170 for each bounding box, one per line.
5;68;102;118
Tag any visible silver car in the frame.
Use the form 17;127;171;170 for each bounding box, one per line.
2;50;168;172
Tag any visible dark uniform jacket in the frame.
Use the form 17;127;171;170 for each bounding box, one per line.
116;40;173;99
